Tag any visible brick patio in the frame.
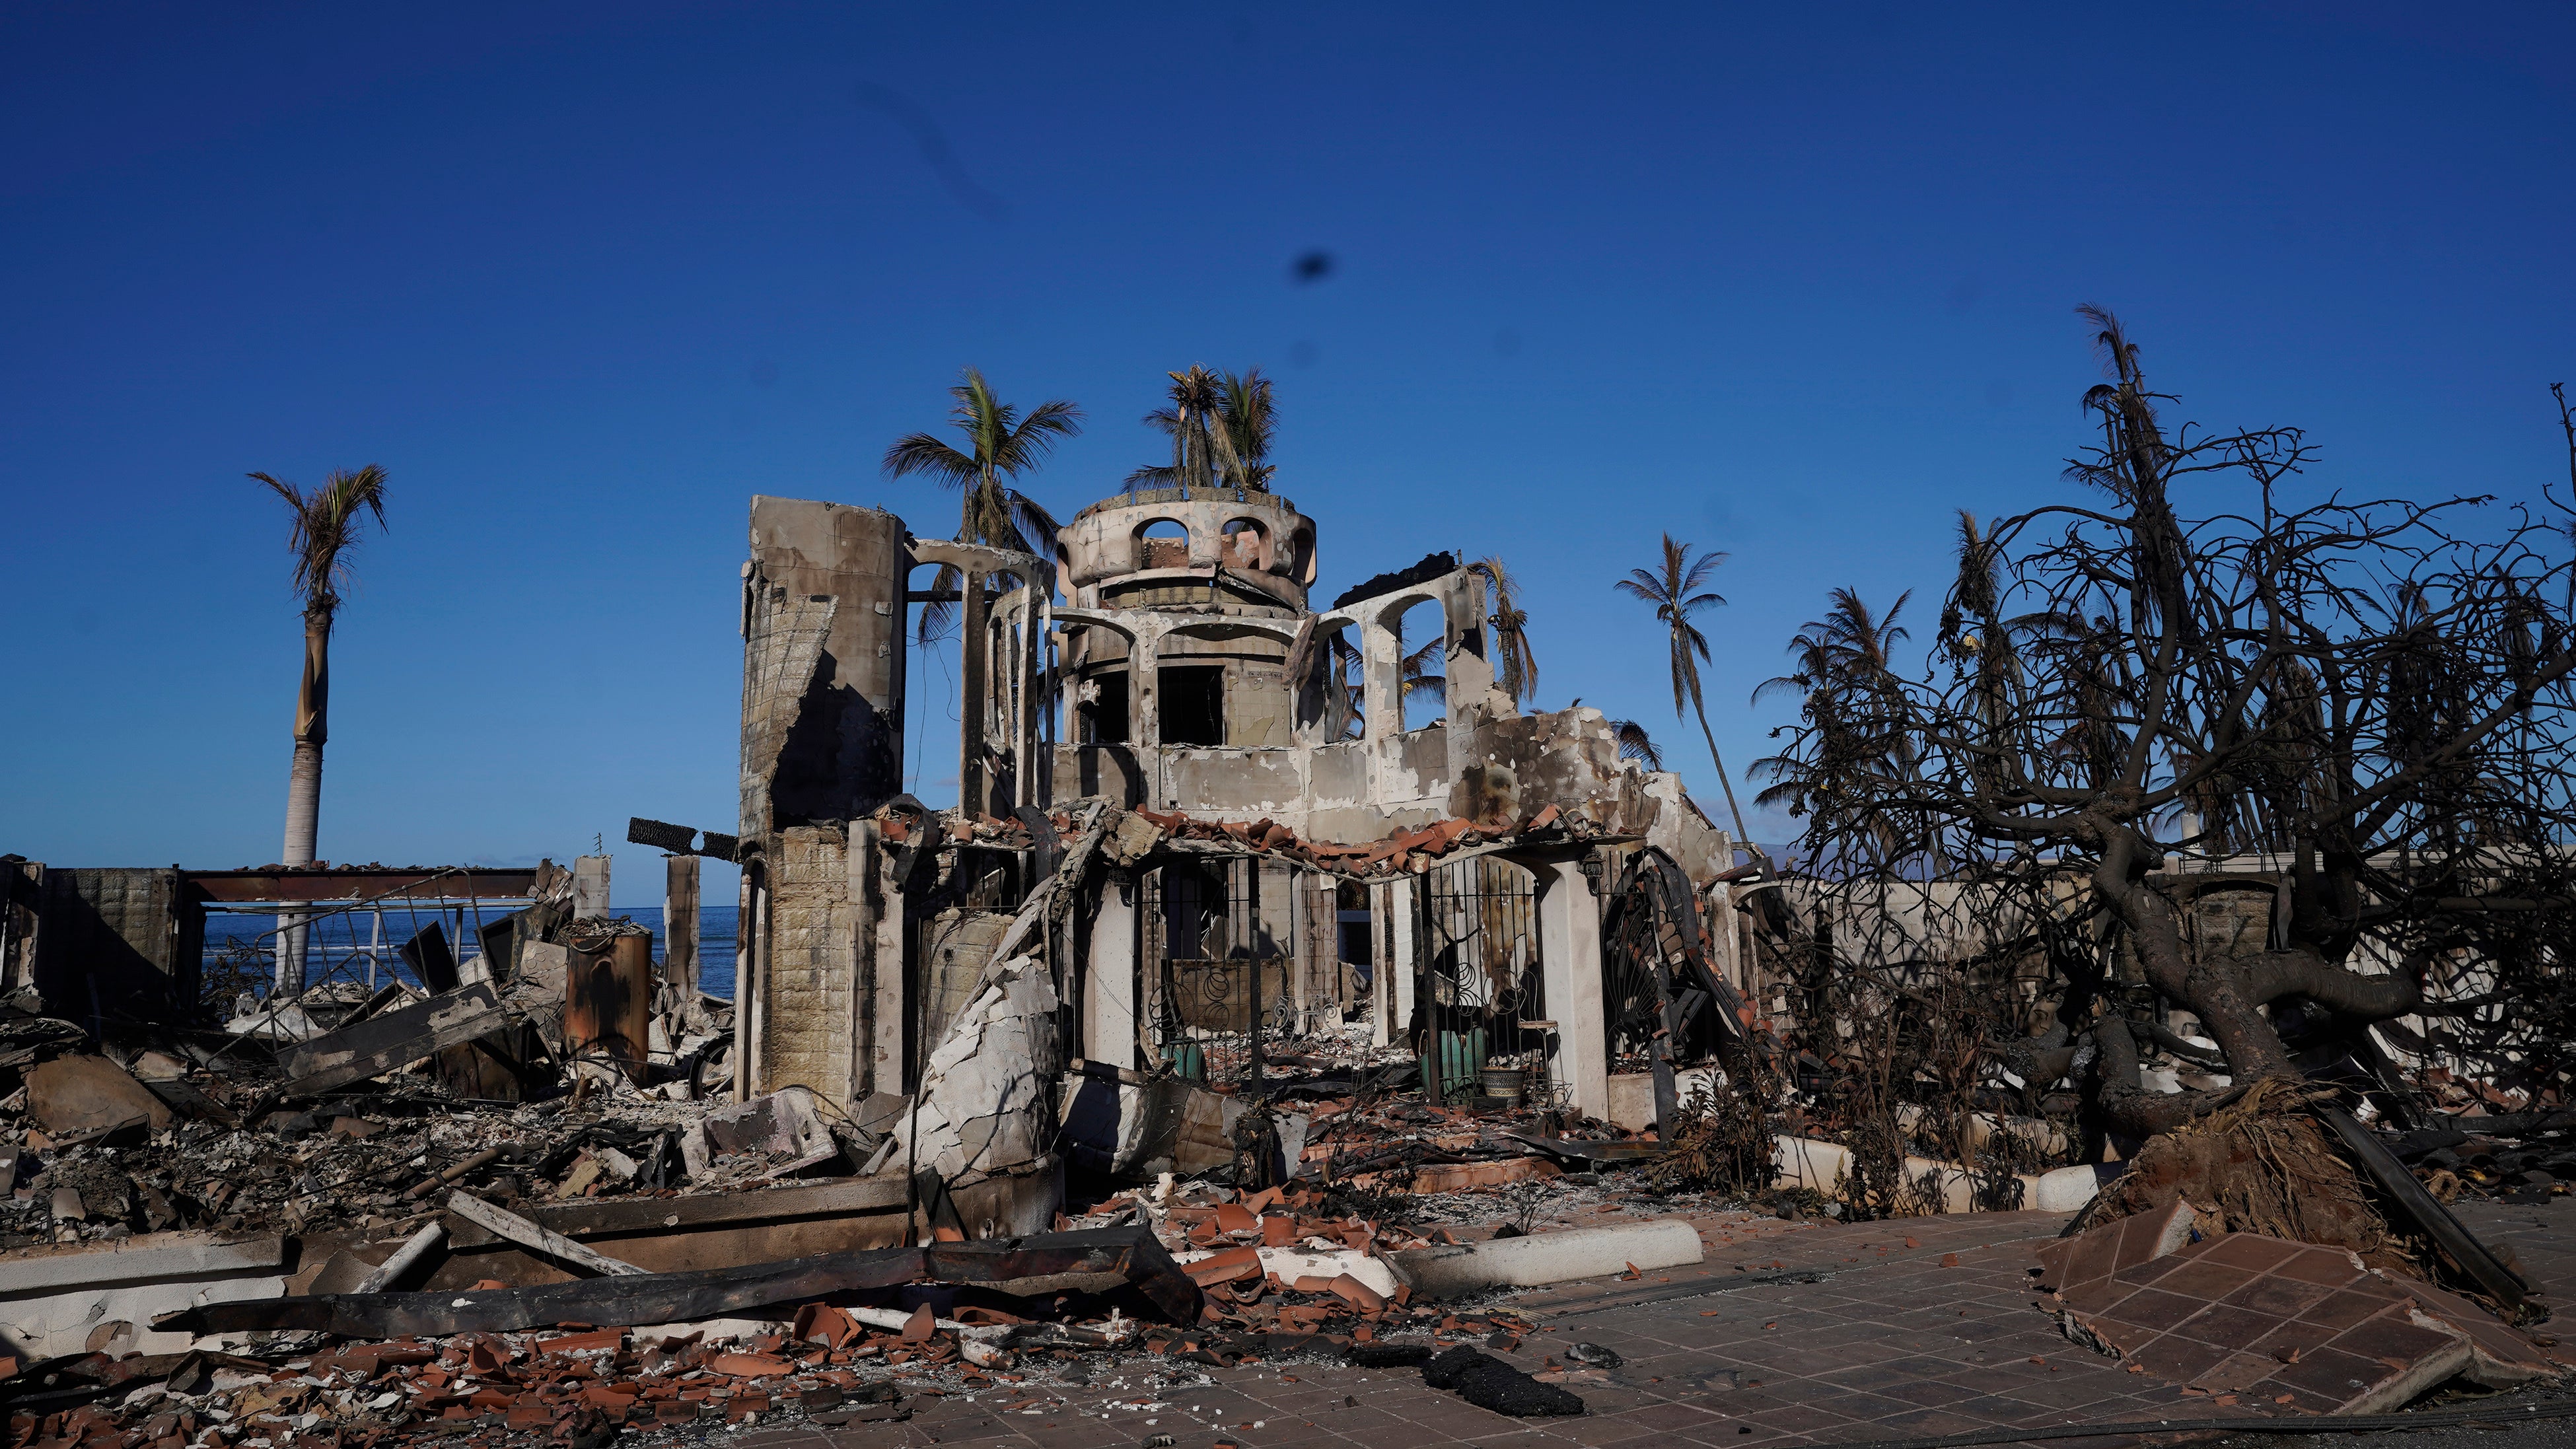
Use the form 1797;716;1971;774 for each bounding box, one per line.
723;1197;2571;1449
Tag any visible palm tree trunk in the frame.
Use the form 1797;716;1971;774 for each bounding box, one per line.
1690;693;1756;864
277;613;330;993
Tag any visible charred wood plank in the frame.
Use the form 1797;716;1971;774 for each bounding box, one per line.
156;1224;1201;1337
445;1191;646;1277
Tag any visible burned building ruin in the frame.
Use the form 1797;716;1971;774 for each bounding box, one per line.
728;483;1757;1230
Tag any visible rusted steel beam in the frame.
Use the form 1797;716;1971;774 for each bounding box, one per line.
184;868;538;903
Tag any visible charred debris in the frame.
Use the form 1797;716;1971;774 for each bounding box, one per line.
1;429;2569;1444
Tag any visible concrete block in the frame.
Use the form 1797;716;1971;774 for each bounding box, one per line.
1390;1219;1702;1299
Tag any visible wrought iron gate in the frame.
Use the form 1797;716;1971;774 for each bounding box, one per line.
1416;855;1544;1103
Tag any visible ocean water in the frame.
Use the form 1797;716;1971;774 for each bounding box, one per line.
202;904;738;1000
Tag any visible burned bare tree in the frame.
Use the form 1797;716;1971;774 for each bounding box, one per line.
1754;310;2576;1154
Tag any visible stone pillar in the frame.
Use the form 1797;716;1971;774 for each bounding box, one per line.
1537;859;1610;1122
1084;869;1138;1069
573;855;611;919
663;855;699;997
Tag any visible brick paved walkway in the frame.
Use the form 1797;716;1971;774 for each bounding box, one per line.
723;1197;2572;1449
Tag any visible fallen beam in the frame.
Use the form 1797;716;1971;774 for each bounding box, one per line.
445;1191;646;1277
157;1224;1201;1337
0;1231;285;1295
1389;1219;1703;1299
351;1223;445;1294
279;983;513;1098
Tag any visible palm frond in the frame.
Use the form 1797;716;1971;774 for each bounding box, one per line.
1213;367;1278;491
252;466;388;616
882;433;980;487
1470;555;1540;703
1608;719;1665;771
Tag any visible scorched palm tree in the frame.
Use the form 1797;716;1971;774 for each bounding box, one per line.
883;369;1082;641
251;464;388;992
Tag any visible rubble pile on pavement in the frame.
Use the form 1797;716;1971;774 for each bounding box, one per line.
2387;1106;2576;1206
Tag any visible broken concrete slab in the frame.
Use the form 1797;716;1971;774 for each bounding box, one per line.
0;1229;284;1295
279;981;513;1098
1057;1063;1309;1183
2052;1229;2559;1412
25;1054;172;1136
2036;1197;2204;1293
680;1085;838;1180
878;952;1062;1201
0;1230;288;1361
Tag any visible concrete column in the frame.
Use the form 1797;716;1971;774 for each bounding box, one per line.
1133;620;1164;806
663;855;699;997
1361;608;1402;745
846;822;878;1102
1537;859;1610;1123
1388;876;1418;1052
1441;571;1495;717
733;864;764;1103
573;855;611;919
869;835;906;1094
960;571;989;816
1705;859;1742;996
1084;869;1139;1069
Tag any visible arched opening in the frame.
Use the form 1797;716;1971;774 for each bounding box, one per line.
901;560;960;805
1134;518;1190;571
1306;620;1362;740
1390;596;1446;732
1219;517;1270;571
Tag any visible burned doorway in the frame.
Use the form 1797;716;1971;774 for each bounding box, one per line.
1415;855;1544;1105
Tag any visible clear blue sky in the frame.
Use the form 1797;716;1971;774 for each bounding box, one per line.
5;3;2571;907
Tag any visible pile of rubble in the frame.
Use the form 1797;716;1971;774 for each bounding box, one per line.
1126;803;1592;878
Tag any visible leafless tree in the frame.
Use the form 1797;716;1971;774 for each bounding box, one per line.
1755;310;2576;1144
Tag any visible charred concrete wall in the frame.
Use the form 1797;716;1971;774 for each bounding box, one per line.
1051;701;1733;883
28;868;199;1026
740;498;907;839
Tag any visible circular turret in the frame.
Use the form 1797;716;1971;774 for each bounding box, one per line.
1058;488;1316;613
